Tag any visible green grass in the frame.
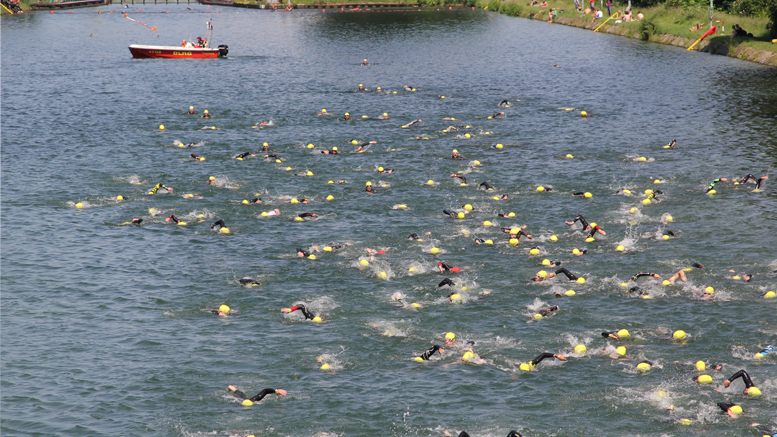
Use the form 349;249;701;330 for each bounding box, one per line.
476;0;776;54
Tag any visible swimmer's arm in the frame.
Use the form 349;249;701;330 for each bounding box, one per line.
249;388;287;402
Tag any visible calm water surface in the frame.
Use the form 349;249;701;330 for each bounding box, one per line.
2;6;776;437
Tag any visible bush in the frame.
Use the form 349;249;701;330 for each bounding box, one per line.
487;0;500;10
640;18;657;40
769;1;777;37
499;1;523;16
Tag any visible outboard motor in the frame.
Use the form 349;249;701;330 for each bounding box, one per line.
218;45;229;57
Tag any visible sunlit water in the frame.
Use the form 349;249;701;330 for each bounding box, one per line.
2;6;776;437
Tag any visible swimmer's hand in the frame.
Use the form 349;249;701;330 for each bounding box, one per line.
723;379;731;388
227;385;238;392
281;308;292;313
275;389;287;396
554;354;567;361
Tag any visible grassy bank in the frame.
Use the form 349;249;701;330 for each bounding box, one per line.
475;0;776;61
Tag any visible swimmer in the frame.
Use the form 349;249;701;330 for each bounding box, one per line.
455;432;522;437
211;305;230;316
166;214;182;224
190;153;206;161
629;272;662;282
148;183;172;195
354;141;376;153
479;182;494;191
227;385;286;404
565;215;590;230
663;231;676;237
297;213;319;219
263;209;280;216
401;119;422;129
450;174;467;184
442;209;457;218
343;113;350;121
377;166;394;174
281;304;315;320
407;233;421;240
537;186;553;192
443;126;459;133
120;218;143;226
665;139;676;148
723;369;760;395
365;184;376;193
498;99;511;107
586;223;606;237
533;268;579;282
524;352;567;369
358;84;366;91
317;109;334;116
415;136;430;140
361;59;368;65
504;227;532;242
202;110;210;119
234;151;253;160
321;147;338;155
437;278;456;288
706;178;727;193
756;345;775;356
731;273;752;282
536;305;559;317
451;150;463;159
474;238;487;244
239;278;261;287
188;106;196;115
296;247;314;257
739;174;768;190
416;345;444;361
717;402;743;417
601;331;622;341
249;197;262;204
438;262;461;274
647;190;663;202
403;85;415;91
259;143;271;152
497;194;508;200
211;219;227;230
626;286;649;297
378;113;389;120
366;248;388;256
487;112;504;119
263;154;280;160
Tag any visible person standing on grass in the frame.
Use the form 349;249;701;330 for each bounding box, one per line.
606;0;612;16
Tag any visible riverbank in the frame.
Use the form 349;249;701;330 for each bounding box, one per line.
476;0;777;67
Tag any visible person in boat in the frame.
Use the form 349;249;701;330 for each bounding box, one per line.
181;40;187;47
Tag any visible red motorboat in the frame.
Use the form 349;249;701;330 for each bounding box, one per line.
129;44;228;59
128;19;228;59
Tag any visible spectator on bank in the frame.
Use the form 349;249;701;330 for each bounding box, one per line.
637;11;644;20
606;0;612;16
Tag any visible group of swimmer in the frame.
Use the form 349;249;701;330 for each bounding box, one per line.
106;81;776;437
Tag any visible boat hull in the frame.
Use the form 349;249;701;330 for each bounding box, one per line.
129;44;228;59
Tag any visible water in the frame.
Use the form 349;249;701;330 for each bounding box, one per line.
2;6;776;437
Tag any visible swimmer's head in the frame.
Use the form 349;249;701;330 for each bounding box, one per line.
617;329;630;338
729;405;743;415
745;387;761;397
445;332;456;344
695;374;713;384
673;330;686;340
616;346;626;356
219;304;230;314
636;362;651;371
366;182;372;186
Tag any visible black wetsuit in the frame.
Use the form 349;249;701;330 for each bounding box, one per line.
479;182;493;191
287;304;314;320
498;99;510;107
298;213;316;218
601;331;619;339
569;215;589;229
727;370;755;388
235;152;251;159
211;219;226;229
717;401;737;413
572;192;586;197
231;388;277;402
587;225;603;238
555;268;578;281
452;175;467;184
250;197;261;204
407;233;421;240
402;120;422;128
740;174;765;189
239;278;261;286
537;305;559;317
296;247;311;257
443;209;457;218
438;278;456;288
530;352;557;367
630;272;659;282
418;345;443;361
474;238;486;244
168;215;181;224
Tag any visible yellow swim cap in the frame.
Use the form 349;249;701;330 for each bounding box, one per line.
704;286;714;294
623;189;632;195
464;204;473;211
584;192;592;198
662;280;670;285
580;111;587;116
566;154;574;158
536;186;545;192
328;181;334;184
219;305;230;313
473;160;481;166
550;235;558;242
445;332;456;341
312;316;322;323
290;198;299;204
764;291;776;299
293;217;304;222
159;124;165;130
662;235;670;240
323;246;333;252
629;207;638;213
542;259;550;266
509;238;519;246
485;240;493;245
378;167;384;172
620;282;628;287
572;248;580;255
242;200;249;204
464;133;471;138
359;259;369;266
430;247;439;255
483;221;492;226
616;346;626;356
637;362;651;371
306;171;313;176
242;399;254;406
427;180;434;185
376;271;387;279
75;202;84;208
677;419;691;426
708;189;716;194
617;329;630;338
308;254;317;260
642;199;651;205
577;277;586;284
116;195;124;201
673;330;686;340
695;361;706;371
326;195;334;201
729;405;743;415
585;237;595;243
366;181;372;186
320;363;330;370
733;275;741;280
530;248;540;255
220;227;230;234
697;374;713;384
307;143;315;149
457;212;465;219
519;363;531;371
462;351;475;361
538;270;548;277
449;294;461;301
507;212;516;218
654;179;661;184
565;290;576;296
414;356;424;362
261;212;268;217
452;149;458;153
574;344;587;354
747;387;762;396
638;157;647;162
616;245;625;251
496;144;503;149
